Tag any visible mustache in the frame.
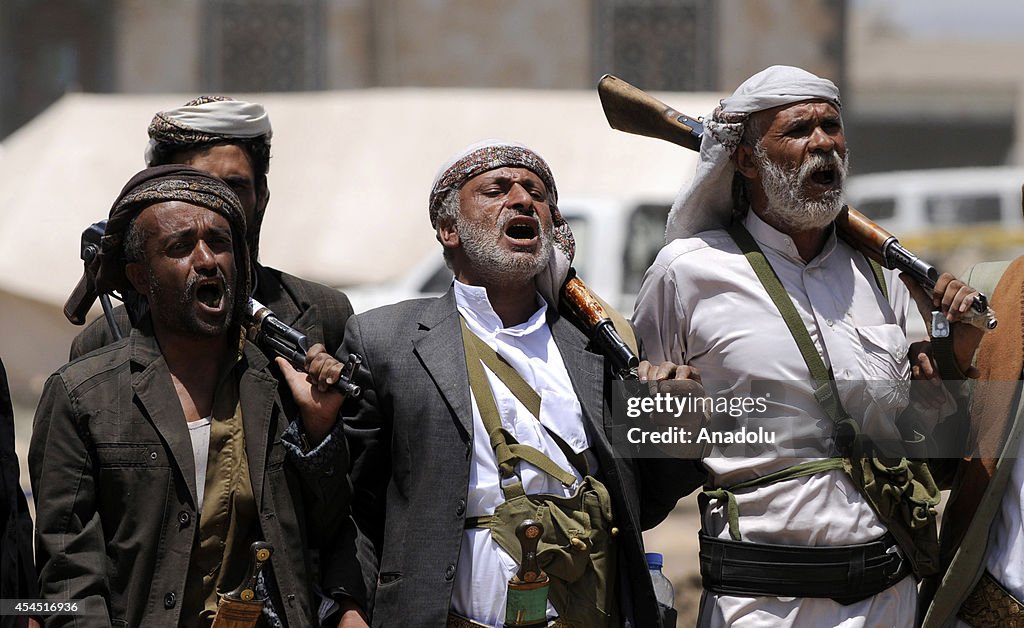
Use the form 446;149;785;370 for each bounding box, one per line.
797;150;846;184
182;269;233;300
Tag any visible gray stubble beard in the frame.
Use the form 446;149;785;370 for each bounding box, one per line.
457;209;554;288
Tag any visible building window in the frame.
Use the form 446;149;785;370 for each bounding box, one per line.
203;0;325;92
594;0;716;91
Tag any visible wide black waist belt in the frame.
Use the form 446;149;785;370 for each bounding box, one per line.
699;531;911;605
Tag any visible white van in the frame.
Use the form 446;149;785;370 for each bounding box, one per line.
347;167;1024;314
345;198;673;314
846;167;1024;233
845;166;1024;273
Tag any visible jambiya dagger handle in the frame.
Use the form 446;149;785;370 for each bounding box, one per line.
596;73;998;333
504;520;550;628
211;542;273;628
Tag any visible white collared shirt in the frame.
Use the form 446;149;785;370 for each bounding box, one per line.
634;211;918;627
450;280;595;627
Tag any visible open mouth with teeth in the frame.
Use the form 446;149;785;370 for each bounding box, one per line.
195;281;224;309
503;216;539;245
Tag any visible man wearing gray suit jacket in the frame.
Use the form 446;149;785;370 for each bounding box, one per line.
325;141;704;628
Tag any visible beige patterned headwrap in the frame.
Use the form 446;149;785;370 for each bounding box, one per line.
145;96;272;165
429;140;574;305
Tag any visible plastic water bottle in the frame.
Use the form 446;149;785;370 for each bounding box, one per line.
646;552;677;627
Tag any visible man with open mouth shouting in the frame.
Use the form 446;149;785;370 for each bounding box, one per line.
69;96;354;365
633;65;979;627
323;140;704;627
29;166;365;627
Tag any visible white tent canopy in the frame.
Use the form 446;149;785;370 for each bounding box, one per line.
0;88;722;308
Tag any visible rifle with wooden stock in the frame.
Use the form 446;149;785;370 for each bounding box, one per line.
596;74;998;335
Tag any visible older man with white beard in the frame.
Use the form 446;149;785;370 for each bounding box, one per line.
633;66;977;627
324;140;704;627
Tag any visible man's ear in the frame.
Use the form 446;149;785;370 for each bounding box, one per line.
437;219;460;250
125;262;148;295
256;177;269;219
734;143;759;180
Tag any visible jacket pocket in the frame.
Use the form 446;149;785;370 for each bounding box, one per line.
93;443;164;467
377;571;402;585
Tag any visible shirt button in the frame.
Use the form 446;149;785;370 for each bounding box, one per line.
150;451;158;460
826;319;834;327
445;563;456;581
456;499;466;517
178;511;191;527
164;592;176;609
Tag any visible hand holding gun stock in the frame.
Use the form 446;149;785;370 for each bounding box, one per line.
596;73;998;336
834;207;997;335
246;298;363;398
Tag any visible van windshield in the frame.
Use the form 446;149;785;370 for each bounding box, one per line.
925;194;1001;225
624;203;671;294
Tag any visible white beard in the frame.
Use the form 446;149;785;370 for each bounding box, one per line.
756;144;849;231
457;210;553;287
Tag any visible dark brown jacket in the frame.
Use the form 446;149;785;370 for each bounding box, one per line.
1;356;36;628
30;329;357;627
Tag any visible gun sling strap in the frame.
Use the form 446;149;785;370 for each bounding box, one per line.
458;318;619;628
695;223;942;602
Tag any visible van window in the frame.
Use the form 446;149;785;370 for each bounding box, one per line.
624;203;670;294
924;194;1001;225
564;215;589;278
855;198;896;221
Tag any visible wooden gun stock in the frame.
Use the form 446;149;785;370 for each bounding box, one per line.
597;74;704;151
596;74;998;333
559;271;639;379
836;207;996;330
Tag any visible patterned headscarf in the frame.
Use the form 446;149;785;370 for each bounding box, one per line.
429;140;575;305
96;165;251;312
144;96;272;166
665;65;842;242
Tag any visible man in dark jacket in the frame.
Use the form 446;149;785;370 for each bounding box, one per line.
1;355;37;628
70;96;352;361
31;166;365;627
331;141;703;627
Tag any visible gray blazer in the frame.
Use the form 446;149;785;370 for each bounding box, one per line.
332;288;703;627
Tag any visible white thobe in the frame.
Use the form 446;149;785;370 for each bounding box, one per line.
982;435;1024;601
634;211;918;627
449;280;597;627
951;404;1024;628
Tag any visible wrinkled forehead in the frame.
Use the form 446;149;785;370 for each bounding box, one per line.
743;100;842;142
761;99;842;124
